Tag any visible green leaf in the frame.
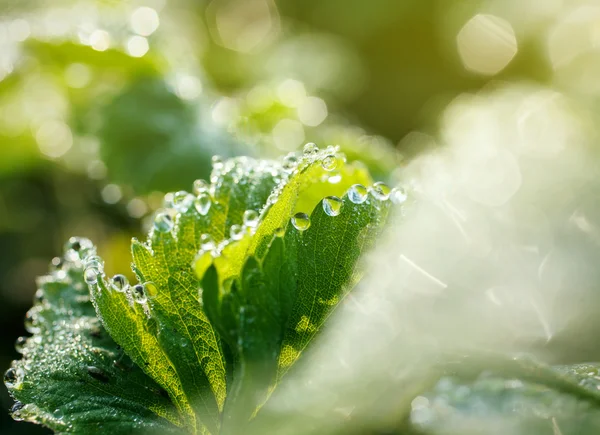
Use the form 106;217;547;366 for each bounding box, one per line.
5;238;185;435
90;155;288;433
23;40;160;74
198;147;394;430
7;148;399;434
98;77;243;194
413;362;600;435
90;255;197;431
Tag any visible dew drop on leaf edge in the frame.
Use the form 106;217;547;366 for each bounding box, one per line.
193;179;209;195
4;367;23;389
154;212;173;232
303;142;318;155
283;153;299;170
291;212;311;231
84;266;100;285
230;224;244;240
348;184;368;204
390;186;408;204
370;181;391;201
200;233;215;250
132;284;147;304
10;401;23;414
15;337;26;353
323;196;343;216
243;210;259;227
110;274;129;293
172;191;194;213
194;193;212;216
321;155;337;172
211;155;223;169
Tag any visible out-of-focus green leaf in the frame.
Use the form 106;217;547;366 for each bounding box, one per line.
0;134;40;176
98;77;241;194
5;238;185;435
24;40;160;74
414;363;600;435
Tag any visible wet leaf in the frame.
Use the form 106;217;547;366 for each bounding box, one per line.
5;240;185;434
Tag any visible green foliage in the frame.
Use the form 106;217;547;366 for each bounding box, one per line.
5;239;185;434
98;76;242;194
8;149;600;435
5;148;395;433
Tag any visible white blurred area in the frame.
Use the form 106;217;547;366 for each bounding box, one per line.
257;0;600;430
260;82;600;434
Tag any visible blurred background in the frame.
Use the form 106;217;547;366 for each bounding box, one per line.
1;0;600;433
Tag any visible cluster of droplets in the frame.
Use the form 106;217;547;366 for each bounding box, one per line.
260;143;342;217
57;237;156;315
196;209;262;259
153;180;215;236
286;143;410;232
204;156;286;257
102;271;155;316
4;236;102;394
173;148;410;259
83;255;104;286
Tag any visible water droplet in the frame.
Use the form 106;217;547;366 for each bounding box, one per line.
24;311;39;333
243;210;259;228
15;337;26;353
110;274;129;292
154;212;173;232
291;212;311;231
321;155;337;171
275;227;286;237
348;184;368;204
303;142;318;155
283;153;299;171
64;249;80;263
323;196;343;216
163;192;174;208
66;237;82;252
194;193;212;216
390;186;408;204
34;289;44;302
50;257;63;270
65;237;93;258
4;367;23;389
230;224;244;240
10;401;23;414
200;234;215;250
53;408;64;419
84;254;102;266
172;191;194;213
84;266;100;285
132;284;147;304
144;282;158;298
212;155;223;169
193;179;209;195
370;181;391;200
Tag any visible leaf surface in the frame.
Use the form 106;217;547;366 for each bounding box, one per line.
413;363;600;435
5;239;185;435
198;147;395;430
